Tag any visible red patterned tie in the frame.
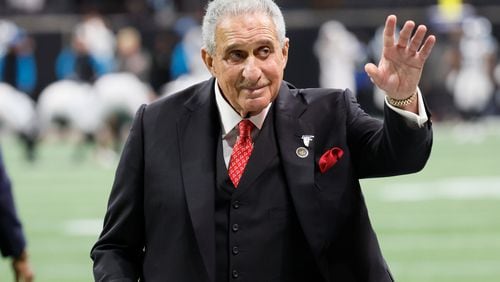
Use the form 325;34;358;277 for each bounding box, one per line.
228;120;254;187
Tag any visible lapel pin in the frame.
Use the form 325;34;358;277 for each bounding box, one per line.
301;135;314;148
296;147;309;158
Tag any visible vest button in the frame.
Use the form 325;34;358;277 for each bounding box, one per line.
232;224;239;232
232;269;239;278
232;246;239;255
232;201;240;209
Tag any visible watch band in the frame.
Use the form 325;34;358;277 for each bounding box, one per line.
387;92;417;107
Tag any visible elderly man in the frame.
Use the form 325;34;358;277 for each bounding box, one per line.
91;0;435;281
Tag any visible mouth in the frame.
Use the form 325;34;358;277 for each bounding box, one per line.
243;84;264;89
241;84;268;95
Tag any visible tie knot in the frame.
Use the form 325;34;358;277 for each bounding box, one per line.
238;120;253;139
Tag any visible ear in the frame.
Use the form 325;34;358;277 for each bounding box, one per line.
281;38;290;69
201;48;216;76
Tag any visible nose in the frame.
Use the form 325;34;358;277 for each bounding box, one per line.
242;56;262;83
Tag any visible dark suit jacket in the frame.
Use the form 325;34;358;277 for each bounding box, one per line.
91;78;432;282
0;148;26;258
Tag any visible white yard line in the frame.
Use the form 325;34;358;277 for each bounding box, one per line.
379;177;500;201
63;218;103;236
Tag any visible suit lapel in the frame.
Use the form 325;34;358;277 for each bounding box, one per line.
177;79;217;282
275;83;325;258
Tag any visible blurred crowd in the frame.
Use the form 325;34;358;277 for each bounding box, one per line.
0;1;212;163
0;0;500;163
314;3;500;121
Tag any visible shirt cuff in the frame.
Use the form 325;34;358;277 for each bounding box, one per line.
385;88;428;128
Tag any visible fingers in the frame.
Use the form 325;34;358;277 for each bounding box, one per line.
383;15;397;48
408;25;427;53
393;17;436;59
397;20;415;48
418;35;436;60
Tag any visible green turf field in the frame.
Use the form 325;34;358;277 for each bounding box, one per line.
1;121;499;282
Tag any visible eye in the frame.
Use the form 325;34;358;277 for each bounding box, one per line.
257;47;271;58
228;50;246;63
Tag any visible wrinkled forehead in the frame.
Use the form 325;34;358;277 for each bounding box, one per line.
215;12;279;45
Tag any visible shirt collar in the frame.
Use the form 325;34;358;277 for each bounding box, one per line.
214;78;271;135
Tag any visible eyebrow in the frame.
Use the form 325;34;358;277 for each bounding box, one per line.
224;39;275;53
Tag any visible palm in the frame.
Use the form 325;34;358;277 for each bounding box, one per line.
365;15;435;99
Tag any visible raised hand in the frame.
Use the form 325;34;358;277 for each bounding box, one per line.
365;15;436;101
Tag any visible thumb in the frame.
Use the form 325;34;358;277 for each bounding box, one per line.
364;63;382;86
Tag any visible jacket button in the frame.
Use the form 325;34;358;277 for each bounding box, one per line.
232;246;239;255
232;224;239;232
232;201;240;209
232;269;239;278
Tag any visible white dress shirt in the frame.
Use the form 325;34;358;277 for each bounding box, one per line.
215;80;271;167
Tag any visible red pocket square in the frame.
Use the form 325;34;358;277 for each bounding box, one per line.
319;147;344;173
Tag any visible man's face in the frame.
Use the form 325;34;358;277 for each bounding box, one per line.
202;12;289;117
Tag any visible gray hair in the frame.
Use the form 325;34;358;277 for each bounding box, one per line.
202;0;286;56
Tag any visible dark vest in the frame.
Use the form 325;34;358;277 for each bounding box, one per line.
214;107;324;282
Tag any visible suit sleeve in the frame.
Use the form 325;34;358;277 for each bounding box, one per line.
0;149;26;258
91;105;147;281
344;89;433;178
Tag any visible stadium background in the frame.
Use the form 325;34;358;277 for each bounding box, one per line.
1;0;500;281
